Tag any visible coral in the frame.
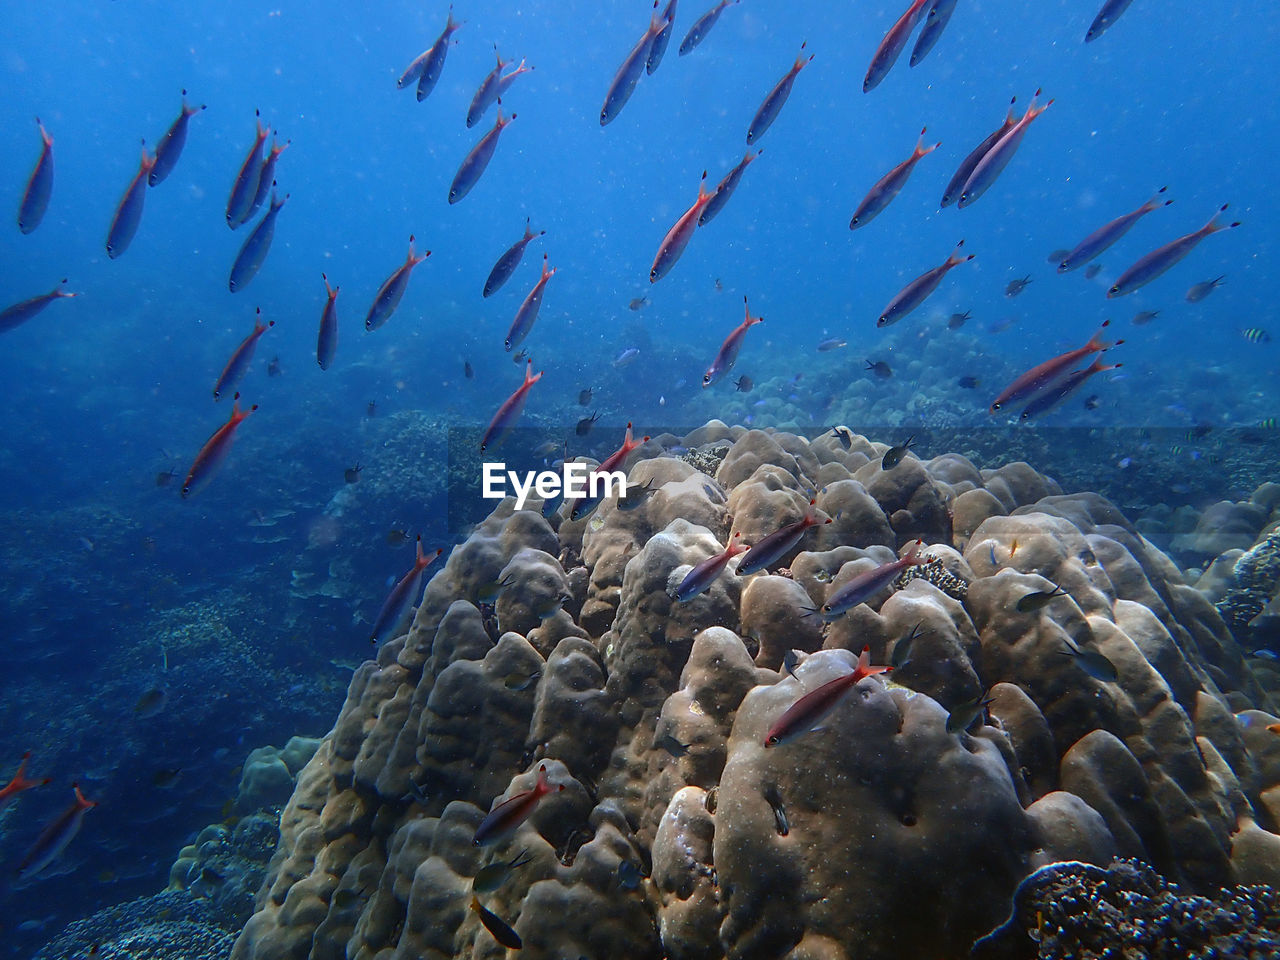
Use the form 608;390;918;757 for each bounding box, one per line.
227;425;1280;960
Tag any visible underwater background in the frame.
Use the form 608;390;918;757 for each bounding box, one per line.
2;0;1279;956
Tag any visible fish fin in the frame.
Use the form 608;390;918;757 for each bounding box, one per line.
1203;203;1242;233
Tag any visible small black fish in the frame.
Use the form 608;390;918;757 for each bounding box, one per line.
1083;394;1100;410
881;435;915;470
1132;310;1159;326
576;411;600;436
344;464;362;484
152;767;183;789
512;348;529;364
948;310;971;329
578;388;592;406
733;375;753;393
617;858;642;890
199;866;226;886
946;692;995;733
503;670;542;691
464;360;474;379
474;849;531;894
817;337;847;352
617;477;657;511
366;400;378;417
1186;275;1225;303
865;359;892;379
782;648;801;678
1083;263;1103;280
763;783;788;836
656;733;689;757
1005;276;1032;297
958;375;980;389
471;896;522;950
266;355;282;377
155;468;178;487
1016;584;1067;612
831;426;852;450
1057;642;1118;682
891;622;923;670
402;779;430;806
386;528;412;546
134;685;168;718
628;297;648;311
714;277;723;292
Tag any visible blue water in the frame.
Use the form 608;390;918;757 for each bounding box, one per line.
1;0;1276;950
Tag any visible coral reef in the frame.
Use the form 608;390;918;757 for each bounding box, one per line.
227;425;1280;960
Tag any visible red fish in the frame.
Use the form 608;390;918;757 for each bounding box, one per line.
699;149;761;227
650;171;714;283
850;126;939;229
150;90;206;187
764;647;891;746
481;359;542;452
473;762;564;846
735;499;831;575
365;236;430;331
106;144;157;259
877;239;973;327
17;783;96;880
317;274;339;370
1107;204;1240;298
0;752;51;815
18;118;54;234
213;310;274;400
448;106;517;204
0;280;76;336
226;112;269;229
181;395;257;498
505;254;557;352
675;533;748;601
989;321;1120;413
600;2;667;126
746;43;813;144
864;0;931;92
567;422;650;521
1018;357;1122;420
369;537;443;644
957;91;1052;208
940;96;1017;208
703;296;763;386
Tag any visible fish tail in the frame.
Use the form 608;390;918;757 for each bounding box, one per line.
903;538;926;563
1144;185;1172;211
915;126;940;156
1084;319;1116;352
1203;203;1242;234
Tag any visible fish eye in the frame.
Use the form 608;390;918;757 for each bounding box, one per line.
992;402;1001;410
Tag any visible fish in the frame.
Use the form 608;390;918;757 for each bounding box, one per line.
409;6;463;102
703;296;764;387
512;349;529;364
0;753;51;815
764;647;891;746
466;47;514;129
618;858;643;890
764;783;789;835
386;528;412;547
946;692;996;734
17;784;97;880
243;136;288;223
651;171;716;283
133;685;168;718
1058;187;1170;272
481;360;543;452
18;118;54;233
106;144;157;259
369;538;443;644
1057;640;1118;682
483;218;545;298
0;280;77;336
1109;205;1240;298
617;478;658;511
448;106;516;204
882;436;915;469
1132;310;1159;326
151;768;182;789
1009;539;1019;558
865;360;892;379
225;113;268;229
1241;328;1272;344
213;311;274;400
367;401;378;417
817;338;847;352
958;90;1052;208
1015;584;1068;612
699;149;761;227
909;0;960;67
1186;275;1225;303
1083;395;1101;410
578;388;593;405
948;310;970;329
733;375;754;392
505;668;542;691
266;356;282;377
675;533;748;602
1085;0;1136;43
736;499;831;576
940;96;1018;207
462;361;474;381
1005;276;1032;297
149;91;205;187
155;468;178;487
568;423;649;521
989;321;1119;413
473;762;564;846
228;191;287;292
181;395;257;498
576;411;601;436
679;0;738;55
628;297;648;310
344;464;362;484
1018;358;1122;420
656;733;690;757
1084;263;1103;279
819;540;929;619
877;240;974;327
831;426;852;449
473;849;532;894
864;0;931;92
600;3;668;126
470;896;522;950
646;0;679;74
365;236;430;331
747;42;813;144
613;347;640;367
958;376;979;389
850;127;939;229
891;623;923;670
317;274;340;371
505;254;556;351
